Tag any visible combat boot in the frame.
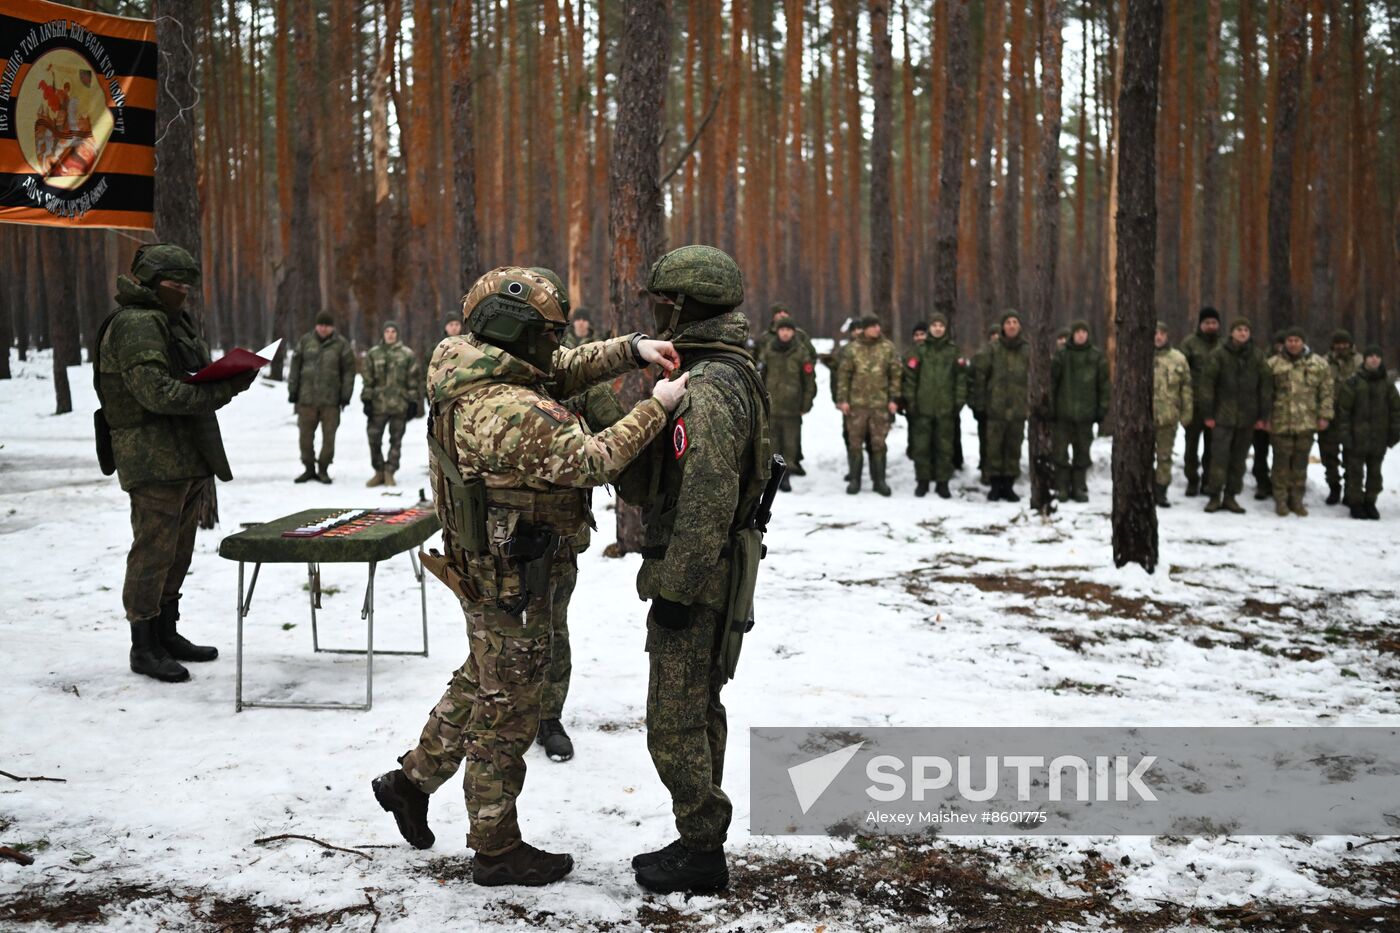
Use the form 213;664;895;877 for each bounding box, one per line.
1365;503;1380;520
1185;477;1200;498
371;769;435;850
536;719;574;762
935;481;952;500
632;839;685;871
316;463;333;484
157;600;217;662
294;462;316;483
778;474;792;492
915;480;929;498
1203;494;1223;513
1154;484;1171;508
1275;499;1290;517
1071;470;1089;503
1326;483;1342;505
383;470;397;487
1001;479;1021;503
1349;503;1366;519
789;462;806;477
846;453;863;495
1223;495;1245;514
473;841;574;887
129;619;190;683
367;471;384;488
987;478;1003;502
1253;482;1271;501
1290;495;1308;517
870;455;891;497
634;845;728;895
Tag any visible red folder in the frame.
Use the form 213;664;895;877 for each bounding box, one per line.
184;339;282;384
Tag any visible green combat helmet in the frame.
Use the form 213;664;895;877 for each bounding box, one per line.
131;243;200;286
645;244;744;336
528;266;570;319
461;266;568;372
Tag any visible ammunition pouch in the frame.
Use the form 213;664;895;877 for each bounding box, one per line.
419;548;481;602
718;527;765;682
94;409;116;476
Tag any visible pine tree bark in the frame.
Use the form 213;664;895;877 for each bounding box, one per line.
1266;0;1306;336
975;0;1006;317
933;0;972;325
273;0;318;381
154;0;204;326
451;0;480;291
1199;0;1222;308
1111;0;1163;573
868;0;894;319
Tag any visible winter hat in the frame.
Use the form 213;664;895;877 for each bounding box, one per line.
771;303;790;319
1071;319;1090;335
1198;306;1221;324
315;311;334;326
1331;329;1353;345
1282;326;1305;341
1156;320;1169;332
1001;309;1022;325
930;313;948;327
1229;317;1251;331
383;320;400;332
862;315;882;329
1056;327;1070;339
1363;344;1383;358
912;321;929;334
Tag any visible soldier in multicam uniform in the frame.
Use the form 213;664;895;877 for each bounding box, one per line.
902;313;967;498
1050;320;1110;502
95;244;256;682
362;321;422;488
1321;329;1363;505
614;245;772;895
1199;318;1273;514
288;310;356;483
757;316;815;492
1152;322;1192;507
1265;328;1334;517
973;311;1030;502
1337;345;1400;519
1180;306;1222;496
836;315;901;496
371;267;687;887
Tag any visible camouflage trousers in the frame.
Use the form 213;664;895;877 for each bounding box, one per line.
296;405;340;467
1183;419;1212;484
984;418;1026;479
367;413;407;473
399;558;577;856
1154;424;1179;487
123;478;207;623
646;603;730;851
1270;432;1314;506
844;408;890;458
909;414;956;483
1318;422;1344;490
1343;449;1385;506
770;415;804;475
1206;425;1252;497
1052;421;1095;495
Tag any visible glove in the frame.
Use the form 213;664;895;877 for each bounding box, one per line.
650;597;690;631
363;399;372;417
229;369;257;393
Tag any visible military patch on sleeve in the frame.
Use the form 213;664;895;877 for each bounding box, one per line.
803;362;815;374
532;398;576;425
907;356;919;369
672;418;689;459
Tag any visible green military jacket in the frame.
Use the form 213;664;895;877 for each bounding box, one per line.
362;341;422;417
1327;348;1364;392
560;328;602;350
901;335;968;419
288;330;356;408
1153;345;1193;428
1200;339;1273;429
97;275;238;492
758;335;816;417
835;336;901;408
1051;340;1111;424
758;321;816;361
1180;330;1221;419
973;335;1029;421
1336;366;1400;455
1267;350;1334;435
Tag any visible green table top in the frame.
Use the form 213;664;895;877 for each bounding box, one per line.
218;505;442;564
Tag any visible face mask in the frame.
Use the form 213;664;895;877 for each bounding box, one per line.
156;282;189;313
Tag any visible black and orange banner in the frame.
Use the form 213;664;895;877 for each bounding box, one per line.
0;0;155;229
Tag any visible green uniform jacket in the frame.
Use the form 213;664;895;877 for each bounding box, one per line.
758;321;816;361
1051;340;1110;423
560;329;602;350
1153;345;1193;428
362;341;422;416
1328;349;1363;385
835;336;901;408
1267;350;1334;435
1336;367;1400;455
973;335;1030;421
1180;330;1221;420
288;330;356;407
901;335;968;418
1200;340;1272;428
97;276;239;492
758;337;816;417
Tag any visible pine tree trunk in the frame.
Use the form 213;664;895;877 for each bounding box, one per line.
1266;0;1306;336
45;231;75;415
933;0;972;325
1199;0;1222;308
451;0;480;291
1111;0;1162;573
273;0;318;383
0;229;13;378
975;0;1006;317
154;0;204;325
868;0;894;318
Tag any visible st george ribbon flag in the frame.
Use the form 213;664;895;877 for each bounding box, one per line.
0;0;156;229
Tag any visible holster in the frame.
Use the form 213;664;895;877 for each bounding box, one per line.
419;549;481;602
94;409;116;476
496;523;559;616
718;526;764;682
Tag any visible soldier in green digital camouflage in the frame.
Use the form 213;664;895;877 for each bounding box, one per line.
561;307;600;349
836;316;901;496
288;310;356;483
757;317;815;492
362;321;422;488
969;322;1001;485
973;311;1030;502
371;266;687;887
1050;320;1110;502
758;305;814;474
902;313;967;498
1179;307;1222;496
443;315;463;339
95;244;256;682
1265;328;1334;516
1199;318;1273;514
1152;322;1192;507
613;245;772;895
1321;329;1363;504
1337;345;1400;519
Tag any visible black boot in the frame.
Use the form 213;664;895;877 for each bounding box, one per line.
632;838;686;871
1349;503;1366;519
1071;469;1089;503
372;769;435;849
987;478;1003;502
316;463;333;484
871;455;891;497
129;619;190;682
789;462;806;477
473;841;574;887
915;480;929;498
1001;478;1021;503
1366;503;1381;520
846;453;862;495
935;481;951;499
294;462;316;483
1185;477;1200;498
1154;484;1171;508
536;718;574;762
157;600;218;662
634;844;728;894
1325;484;1341;505
778;474;792;493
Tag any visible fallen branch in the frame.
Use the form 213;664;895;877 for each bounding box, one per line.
0;846;35;866
253;833;373;861
659;87;726;187
0;769;67;783
1346;836;1400;851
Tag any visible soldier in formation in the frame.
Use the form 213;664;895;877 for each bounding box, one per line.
1050;320;1110;502
361;321;422;488
1152;322;1192;507
1336;345;1400;519
972;311;1029;502
288;310;356;483
371;267;687;887
836;315;901;496
1321;330;1363;504
1180;306;1221;497
757;315;815;492
1199;318;1272;514
1265;328;1333;516
561;307;600;349
442;315;462;340
971;322;1001;485
902;312;967;498
95;244;255;682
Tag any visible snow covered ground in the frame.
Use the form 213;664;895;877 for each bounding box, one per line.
2;346;1398;931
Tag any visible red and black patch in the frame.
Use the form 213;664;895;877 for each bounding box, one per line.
907;356;920;369
532;398;575;425
672;418;690;459
803;361;815;374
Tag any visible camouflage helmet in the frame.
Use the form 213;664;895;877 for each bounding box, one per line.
646;245;744;307
462;266;568;371
528;267;570;318
131;243;200;287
